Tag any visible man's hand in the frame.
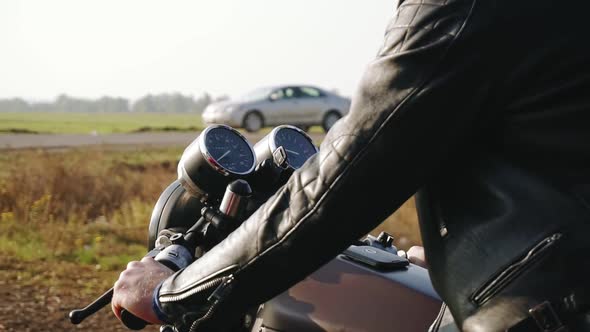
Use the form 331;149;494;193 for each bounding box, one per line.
112;256;174;324
407;246;428;269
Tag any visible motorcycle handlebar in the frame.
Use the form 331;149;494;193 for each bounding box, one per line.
69;180;253;330
68;287;147;330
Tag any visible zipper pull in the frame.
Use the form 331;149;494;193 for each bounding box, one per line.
207;275;235;304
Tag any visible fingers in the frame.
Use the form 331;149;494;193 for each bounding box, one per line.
111;297;123;321
114;261;142;321
111;256;174;325
112;279;125;321
407;246;427;268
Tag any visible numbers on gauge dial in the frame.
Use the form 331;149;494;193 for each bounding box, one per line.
204;127;254;174
274;128;317;169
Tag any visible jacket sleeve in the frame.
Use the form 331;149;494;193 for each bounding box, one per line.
157;0;489;329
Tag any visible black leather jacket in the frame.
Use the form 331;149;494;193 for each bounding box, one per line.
157;0;590;330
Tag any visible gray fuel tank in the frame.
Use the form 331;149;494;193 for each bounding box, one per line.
254;253;442;332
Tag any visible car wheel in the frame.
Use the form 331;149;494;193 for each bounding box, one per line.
243;111;264;132
322;111;341;132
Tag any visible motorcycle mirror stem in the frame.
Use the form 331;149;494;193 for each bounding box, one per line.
219;179;252;219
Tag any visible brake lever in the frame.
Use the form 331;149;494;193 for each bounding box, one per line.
69;287;148;330
69;246;165;329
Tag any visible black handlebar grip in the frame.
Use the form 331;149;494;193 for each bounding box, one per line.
120;309;148;330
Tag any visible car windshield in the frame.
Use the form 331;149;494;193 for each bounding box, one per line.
237;87;274;102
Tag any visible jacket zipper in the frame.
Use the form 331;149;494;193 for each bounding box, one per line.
189;275;235;332
159;265;237;303
429;303;448;331
471;233;562;306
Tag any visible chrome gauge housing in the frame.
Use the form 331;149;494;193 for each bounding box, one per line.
254;125;318;170
178;124;256;200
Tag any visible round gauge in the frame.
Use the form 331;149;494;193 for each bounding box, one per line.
203;126;256;174
273;127;318;169
254;125;318;170
177;125;256;199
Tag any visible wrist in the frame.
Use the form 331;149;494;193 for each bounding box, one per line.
152;280;172;325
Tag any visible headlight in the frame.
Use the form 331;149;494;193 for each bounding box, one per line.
225;105;238;112
203;106;214;114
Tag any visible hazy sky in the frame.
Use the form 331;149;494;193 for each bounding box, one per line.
1;1;397;101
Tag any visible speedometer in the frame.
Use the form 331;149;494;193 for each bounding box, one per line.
177;124;256;199
204;126;256;174
254;125;318;170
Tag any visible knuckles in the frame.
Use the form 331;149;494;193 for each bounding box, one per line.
140;256;154;263
126;260;142;269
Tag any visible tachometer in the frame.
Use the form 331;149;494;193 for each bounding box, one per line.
254;125;318;170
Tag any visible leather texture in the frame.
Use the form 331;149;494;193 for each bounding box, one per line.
158;0;590;330
417;159;590;331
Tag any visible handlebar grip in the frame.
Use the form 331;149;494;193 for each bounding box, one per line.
120;309;148;330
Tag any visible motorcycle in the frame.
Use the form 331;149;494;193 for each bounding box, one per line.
69;124;443;332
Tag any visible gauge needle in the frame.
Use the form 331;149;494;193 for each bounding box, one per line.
286;149;300;155
218;150;231;161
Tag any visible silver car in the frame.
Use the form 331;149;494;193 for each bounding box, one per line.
202;85;351;132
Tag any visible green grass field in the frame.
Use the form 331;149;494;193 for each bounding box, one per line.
0;112;204;134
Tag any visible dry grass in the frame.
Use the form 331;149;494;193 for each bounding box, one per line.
0;146;422;331
0;147;184;331
0;147;421;270
0;147;180;270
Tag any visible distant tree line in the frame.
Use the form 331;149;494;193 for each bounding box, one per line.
0;92;224;113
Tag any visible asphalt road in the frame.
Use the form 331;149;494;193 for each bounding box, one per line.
0;131;325;150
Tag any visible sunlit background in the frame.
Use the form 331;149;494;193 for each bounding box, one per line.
1;0;395;101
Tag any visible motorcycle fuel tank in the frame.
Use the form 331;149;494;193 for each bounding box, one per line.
254;252;442;332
